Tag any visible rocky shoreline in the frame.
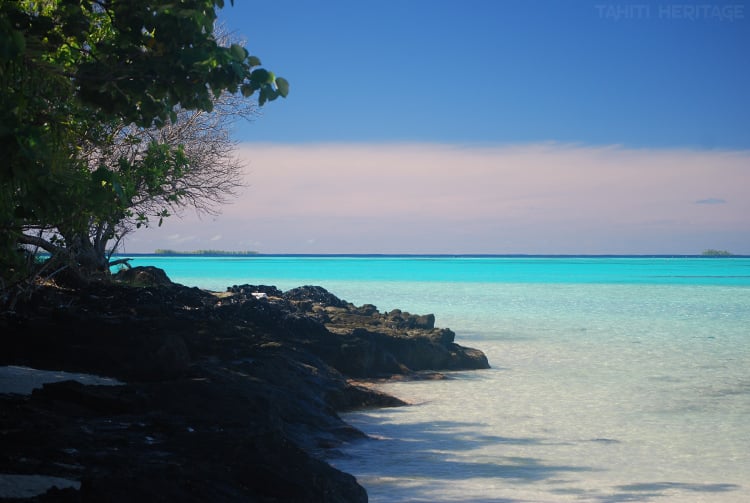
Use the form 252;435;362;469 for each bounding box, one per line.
1;267;489;502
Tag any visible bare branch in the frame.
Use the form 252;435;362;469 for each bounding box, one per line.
18;233;64;256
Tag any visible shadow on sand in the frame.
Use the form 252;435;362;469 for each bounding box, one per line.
586;481;742;503
332;410;592;502
332;409;741;503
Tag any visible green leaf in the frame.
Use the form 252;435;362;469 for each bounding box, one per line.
248;55;261;67
259;87;279;106
113;181;126;202
229;43;247;61
240;83;255;98
275;77;289;97
92;166;112;184
9;30;26;57
250;69;271;85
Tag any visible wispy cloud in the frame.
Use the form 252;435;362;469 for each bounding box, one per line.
695;198;727;205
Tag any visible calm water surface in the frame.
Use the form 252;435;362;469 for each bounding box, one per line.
127;256;750;502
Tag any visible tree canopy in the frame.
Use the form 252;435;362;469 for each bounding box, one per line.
1;0;288;289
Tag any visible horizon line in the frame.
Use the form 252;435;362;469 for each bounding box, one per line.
115;253;750;258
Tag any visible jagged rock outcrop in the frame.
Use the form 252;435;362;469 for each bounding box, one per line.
229;283;490;377
1;269;490;502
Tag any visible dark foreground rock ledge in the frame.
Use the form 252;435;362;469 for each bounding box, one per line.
1;267;489;502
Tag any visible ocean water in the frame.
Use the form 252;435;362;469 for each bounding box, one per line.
125;256;750;502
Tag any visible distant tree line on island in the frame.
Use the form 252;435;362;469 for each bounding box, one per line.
153;249;258;256
701;249;734;257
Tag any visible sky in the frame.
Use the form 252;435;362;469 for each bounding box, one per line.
126;0;750;254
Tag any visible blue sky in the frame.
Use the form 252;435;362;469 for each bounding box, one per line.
220;0;749;148
127;1;749;254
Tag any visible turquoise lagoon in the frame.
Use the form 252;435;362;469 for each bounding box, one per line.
125;256;750;502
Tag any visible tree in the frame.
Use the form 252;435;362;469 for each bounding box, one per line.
1;0;288;287
19;88;256;276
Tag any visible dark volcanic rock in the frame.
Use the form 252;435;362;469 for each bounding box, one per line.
113;266;174;287
284;285;349;308
1;375;368;503
1;272;489;502
283;286;491;377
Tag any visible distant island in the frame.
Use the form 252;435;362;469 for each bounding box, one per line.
701;249;734;257
153;249;258;256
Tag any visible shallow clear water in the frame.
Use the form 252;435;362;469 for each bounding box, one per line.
126;256;750;502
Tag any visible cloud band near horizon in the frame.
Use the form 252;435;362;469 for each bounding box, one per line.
126;143;750;255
